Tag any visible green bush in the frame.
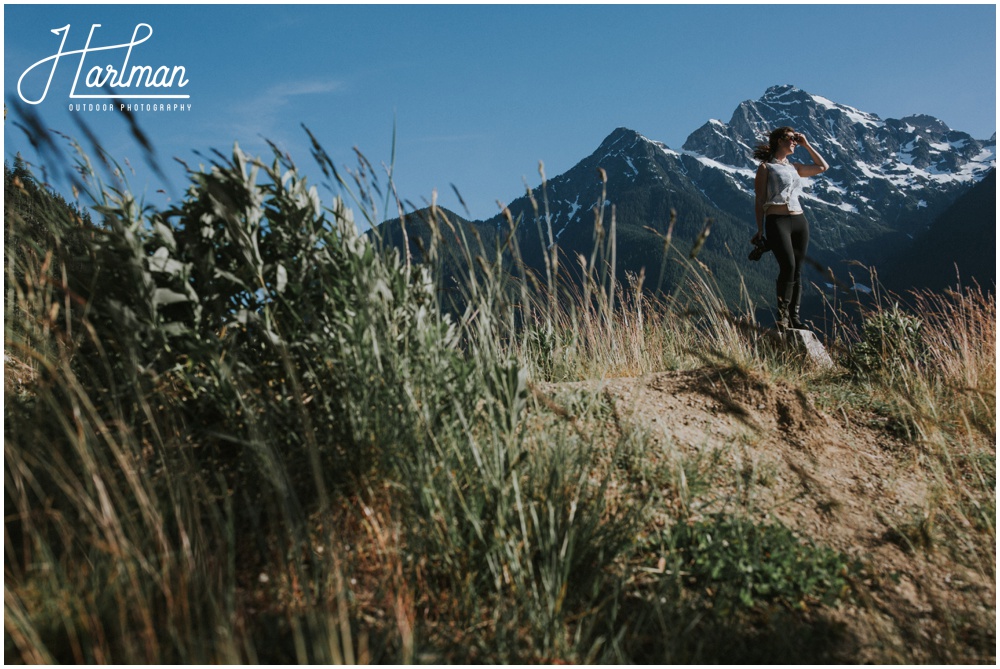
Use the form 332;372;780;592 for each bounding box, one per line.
847;303;925;377
661;514;856;614
588;513;860;663
60;144;478;502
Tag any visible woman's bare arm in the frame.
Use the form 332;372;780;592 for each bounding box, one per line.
794;134;829;177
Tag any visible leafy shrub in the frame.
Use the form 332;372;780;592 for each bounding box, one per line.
598;513;860;663
39;143;478;507
847;303;925;377
657;514;856;614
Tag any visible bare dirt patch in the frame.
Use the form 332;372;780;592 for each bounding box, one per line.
536;366;995;663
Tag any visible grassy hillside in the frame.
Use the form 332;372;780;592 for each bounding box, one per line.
4;138;995;663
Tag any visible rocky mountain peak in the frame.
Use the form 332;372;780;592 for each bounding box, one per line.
761;84;810;104
591;127;666;162
599;127;644;147
898;114;951;135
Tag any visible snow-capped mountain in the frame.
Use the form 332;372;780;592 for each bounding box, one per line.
386;85;994;306
479;85;993;301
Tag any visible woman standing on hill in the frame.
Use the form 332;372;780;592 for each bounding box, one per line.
752;127;828;329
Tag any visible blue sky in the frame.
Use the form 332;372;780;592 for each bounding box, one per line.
4;2;997;221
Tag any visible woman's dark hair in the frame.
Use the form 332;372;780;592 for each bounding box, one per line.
752;126;795;163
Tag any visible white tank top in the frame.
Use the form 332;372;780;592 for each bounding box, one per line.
763;160;803;213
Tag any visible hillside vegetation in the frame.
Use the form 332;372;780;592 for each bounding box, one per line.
4;133;995;663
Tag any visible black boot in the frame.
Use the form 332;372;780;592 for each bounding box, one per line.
789;282;805;329
775;280;794;331
776;297;791;331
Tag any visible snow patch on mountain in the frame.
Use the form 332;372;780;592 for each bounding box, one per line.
811;94;884;129
683;152;755;179
565;195;583;221
623;155;639;178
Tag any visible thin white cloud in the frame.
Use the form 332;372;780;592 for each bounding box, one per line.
218;78;345;152
244;78;344;121
266;80;343;100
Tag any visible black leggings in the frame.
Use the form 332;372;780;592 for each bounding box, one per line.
765;214;809;304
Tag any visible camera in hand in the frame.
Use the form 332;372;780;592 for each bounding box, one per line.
748;237;770;261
